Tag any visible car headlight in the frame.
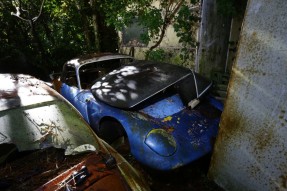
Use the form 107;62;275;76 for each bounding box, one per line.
144;129;176;157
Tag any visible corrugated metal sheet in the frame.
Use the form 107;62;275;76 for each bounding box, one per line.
208;0;287;190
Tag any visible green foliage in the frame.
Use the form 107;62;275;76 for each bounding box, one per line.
138;7;163;43
174;4;199;62
0;1;32;54
42;1;87;65
139;32;150;45
1;0;226;78
146;49;166;62
0;0;84;72
0;0;119;76
97;0;141;29
99;0;202;63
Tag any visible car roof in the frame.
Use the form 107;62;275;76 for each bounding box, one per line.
65;53;133;69
91;60;192;109
91;60;213;109
0;74;61;111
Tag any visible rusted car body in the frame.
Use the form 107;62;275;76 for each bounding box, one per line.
53;53;223;170
0;74;150;191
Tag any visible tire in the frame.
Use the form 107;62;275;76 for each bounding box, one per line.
99;120;130;154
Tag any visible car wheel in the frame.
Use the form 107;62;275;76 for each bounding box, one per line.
99;120;130;155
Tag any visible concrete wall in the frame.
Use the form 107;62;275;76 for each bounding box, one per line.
208;0;287;190
120;24;195;67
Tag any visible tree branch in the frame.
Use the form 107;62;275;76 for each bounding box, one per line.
149;0;184;50
169;0;184;20
11;0;45;23
32;0;45;22
11;7;30;22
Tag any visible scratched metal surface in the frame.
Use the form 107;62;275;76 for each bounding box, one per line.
208;0;287;190
0;74;100;154
0;74;57;111
0;74;151;191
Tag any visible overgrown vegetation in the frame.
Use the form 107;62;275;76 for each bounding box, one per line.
146;49;166;62
174;3;200;62
0;0;245;79
0;0;118;78
99;0;200;61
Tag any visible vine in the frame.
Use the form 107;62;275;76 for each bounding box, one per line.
174;3;200;62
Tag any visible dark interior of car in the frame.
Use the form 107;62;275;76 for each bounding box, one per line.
0;145;88;190
79;59;125;89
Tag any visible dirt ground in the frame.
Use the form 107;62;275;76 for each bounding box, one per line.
125;153;224;191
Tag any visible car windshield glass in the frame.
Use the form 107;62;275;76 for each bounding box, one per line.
91;61;191;109
79;58;133;89
0;100;99;155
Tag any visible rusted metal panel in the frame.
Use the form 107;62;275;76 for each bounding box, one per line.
208;0;287;190
37;153;129;191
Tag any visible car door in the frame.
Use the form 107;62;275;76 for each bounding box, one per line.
61;64;94;122
61;82;92;122
73;90;94;122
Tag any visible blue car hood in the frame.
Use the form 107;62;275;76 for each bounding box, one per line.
139;93;220;147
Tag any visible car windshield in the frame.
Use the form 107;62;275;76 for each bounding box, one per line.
78;58;133;89
91;61;211;109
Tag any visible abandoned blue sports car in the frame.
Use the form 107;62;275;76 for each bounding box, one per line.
52;53;223;170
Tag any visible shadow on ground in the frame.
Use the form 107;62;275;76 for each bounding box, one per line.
125;153;223;191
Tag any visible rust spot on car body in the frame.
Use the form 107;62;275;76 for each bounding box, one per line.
165;126;175;133
38;152;128;191
162;116;172;122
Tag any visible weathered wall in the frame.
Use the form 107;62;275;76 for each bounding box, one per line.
208;0;287;190
119;1;197;68
120;24;194;67
196;0;232;78
224;16;244;73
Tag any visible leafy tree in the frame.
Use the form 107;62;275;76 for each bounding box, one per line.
97;0;200;60
0;0;44;76
10;0;47;64
0;0;118;77
174;2;200;61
